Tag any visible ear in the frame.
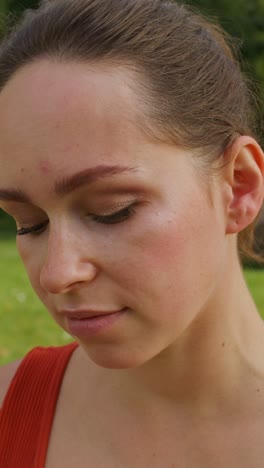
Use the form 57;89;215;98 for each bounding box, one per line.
223;136;264;235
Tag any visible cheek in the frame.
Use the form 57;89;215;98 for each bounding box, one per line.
108;199;225;309
17;240;46;300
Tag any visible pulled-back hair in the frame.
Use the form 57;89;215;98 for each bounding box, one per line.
0;0;263;263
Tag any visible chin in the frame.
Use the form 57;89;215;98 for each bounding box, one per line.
80;343;151;370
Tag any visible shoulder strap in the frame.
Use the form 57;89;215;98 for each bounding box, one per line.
0;342;78;468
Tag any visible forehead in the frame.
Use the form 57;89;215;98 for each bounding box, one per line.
0;59;202;207
0;59;137;121
0;60;145;176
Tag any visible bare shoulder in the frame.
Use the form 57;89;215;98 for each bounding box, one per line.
0;360;21;407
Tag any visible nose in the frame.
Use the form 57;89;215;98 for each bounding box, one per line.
39;228;98;294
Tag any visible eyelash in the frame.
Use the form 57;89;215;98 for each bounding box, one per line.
16;203;137;236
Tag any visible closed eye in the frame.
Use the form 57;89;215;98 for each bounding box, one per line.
90;202;137;224
16;221;49;236
16;203;138;236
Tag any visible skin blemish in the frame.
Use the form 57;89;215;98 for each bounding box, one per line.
39;160;52;174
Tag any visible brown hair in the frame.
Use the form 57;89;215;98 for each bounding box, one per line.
0;0;263;263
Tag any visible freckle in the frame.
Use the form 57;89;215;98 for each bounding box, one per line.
20;167;25;173
257;388;260;393
222;342;225;347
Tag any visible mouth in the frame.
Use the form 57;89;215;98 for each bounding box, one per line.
61;308;126;320
60;308;128;337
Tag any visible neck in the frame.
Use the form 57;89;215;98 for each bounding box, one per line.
105;256;264;418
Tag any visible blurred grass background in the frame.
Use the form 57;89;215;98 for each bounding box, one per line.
0;238;72;366
1;237;264;366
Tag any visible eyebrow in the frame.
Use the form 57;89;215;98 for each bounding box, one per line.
0;189;30;203
56;165;137;195
0;165;138;203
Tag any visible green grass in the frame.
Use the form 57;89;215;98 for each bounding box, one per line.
243;267;264;318
0;238;72;365
0;239;264;366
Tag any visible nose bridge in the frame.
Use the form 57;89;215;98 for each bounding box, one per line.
40;219;98;293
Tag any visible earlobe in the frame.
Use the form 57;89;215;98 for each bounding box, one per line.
224;136;264;235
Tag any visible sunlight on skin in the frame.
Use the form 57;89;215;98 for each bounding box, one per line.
0;60;263;415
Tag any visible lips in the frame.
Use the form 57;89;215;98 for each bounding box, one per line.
60;308;126;320
62;308;128;337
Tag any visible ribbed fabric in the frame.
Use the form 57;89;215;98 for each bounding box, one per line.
0;342;78;468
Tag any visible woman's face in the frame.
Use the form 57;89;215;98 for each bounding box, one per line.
0;61;228;368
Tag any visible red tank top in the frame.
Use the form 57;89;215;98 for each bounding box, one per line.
0;342;78;468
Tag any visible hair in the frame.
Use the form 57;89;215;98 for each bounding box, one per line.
0;0;263;264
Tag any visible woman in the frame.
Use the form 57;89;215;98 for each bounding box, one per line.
1;0;264;466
